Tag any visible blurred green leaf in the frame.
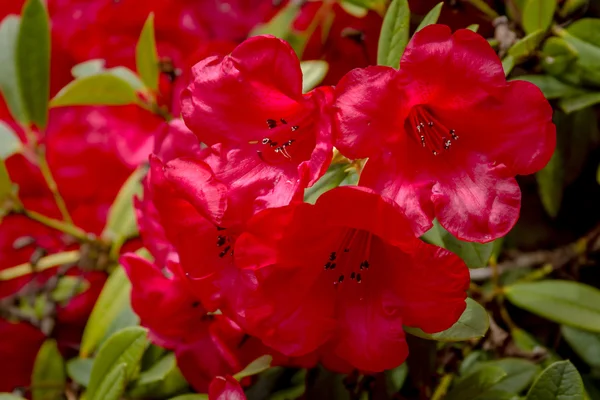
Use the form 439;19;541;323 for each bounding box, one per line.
515;75;585;99
404;298;489;341
559;92;600;113
505;280;600;332
416;2;443;33
342;0;386;13
269;369;307;400
0;16;25;123
536;148;563;218
503;55;516;76
526;361;584;400
169;395;208;400
250;2;308;56
567;19;600;48
129;353;188;399
512;328;561;366
0;159;13;212
304;163;353;204
67;357;94;387
87;327;149;398
71;59;106;78
0;395;27;400
386;363;408;396
32;339;66;400
541;37;579;80
377;0;410;69
50;73;139;107
561;326;600;368
16;0;50;128
467;24;480;32
136;13;159;91
339;2;369;18
508;30;546;64
80;266;133;357
446;366;507;400
234;355;273;380
0;121;22;159
50;276;89;303
468;358;541;393
300;60;329;93
522;0;556;35
91;363;127;400
556;28;600;87
559;0;588;18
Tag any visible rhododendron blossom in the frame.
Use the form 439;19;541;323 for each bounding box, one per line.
209;375;246;400
334;25;556;242
230;186;469;372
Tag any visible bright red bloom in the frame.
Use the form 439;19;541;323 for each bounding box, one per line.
408;0;494;37
230;186;469;372
181;35;335;206
333;25;556;242
209;375;246;400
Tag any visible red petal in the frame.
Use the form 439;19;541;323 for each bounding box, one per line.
209;376;246;400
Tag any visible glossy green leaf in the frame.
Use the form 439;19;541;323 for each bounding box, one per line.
536;148;563;217
446;366;507;400
67;358;94;387
80;266;133;357
526;361;584;400
515;75;585;99
136;13;159;91
559;92;600;114
522;0;556;35
469;358;541;393
300;60;329;93
561;326;600;368
91;363;127;400
0;16;25;123
386;363;408;396
505;280;600;332
50;276;89;303
0;121;22;159
416;2;443;32
234;355;273;380
377;0;410;68
16;0;50;128
50;73;139;107
508;30;546;64
71;59;105;78
87;327;149;398
404;298;489;341
32;339;66;400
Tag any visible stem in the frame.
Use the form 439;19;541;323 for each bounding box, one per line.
22;209;89;241
37;148;73;223
466;0;499;20
0;250;80;281
431;374;453;400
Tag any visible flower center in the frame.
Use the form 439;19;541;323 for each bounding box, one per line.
323;229;372;287
248;116;314;164
406;105;459;156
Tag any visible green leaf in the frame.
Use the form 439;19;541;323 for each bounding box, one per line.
422;219;494;268
0;395;27;400
71;59;106;78
0;121;22;159
467;24;480;32
377;0;410;68
566;19;600;48
50;276;89;303
91;363;128;400
80;266;133;357
250;2;306;56
339;2;370;17
32;339;66;400
556;29;600;86
341;0;386;13
136;13;159;91
129;353;188;398
404;298;489;341
522;0;556;35
526;361;584;400
559;0;588;18
502;55;516;76
0;159;14;208
469;358;542;393
512;328;561;366
304;163;352;204
168;395;208;400
67;358;94;387
87;327;149;398
536;148;563;217
505;280;600;332
234;355;273;380
541;37;579;79
559;92;600;114
16;0;50;128
508;29;546;64
561;326;600;368
416;2;443;33
514;75;585;99
0;16;25;123
446;366;507;400
386;363;408;396
50;73;139;107
300;60;329;93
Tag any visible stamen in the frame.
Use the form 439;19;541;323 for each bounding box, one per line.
350;272;356;279
216;235;226;247
356;274;362;283
266;119;277;129
407;106;458;155
219;246;231;257
280;118;288;124
329;252;337;261
291;125;299;132
262;138;270;145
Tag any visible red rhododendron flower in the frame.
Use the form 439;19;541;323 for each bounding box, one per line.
209;375;246;400
230;186;469;372
334;25;556;242
181;35;335;206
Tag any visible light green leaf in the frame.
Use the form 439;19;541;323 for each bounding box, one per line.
536;148;563;217
71;59;106;78
87;327;149;398
32;339;66;400
0;395;27;400
342;0;386;13
339;2;369;17
416;2;443;32
16;0;50;128
67;358;94;387
561;326;600;368
468;358;541;393
300;60;329;93
526;361;584;400
50;276;89;303
467;24;480;32
377;0;410;69
505;280;600;332
508;29;546;64
0;121;22;159
503;55;516;76
136;13;159;91
404;298;489;341
522;0;556;35
386;363;408;396
0;16;25;123
541;37;579;79
566;18;600;48
91;363;127;400
107;67;146;92
129;353;188;399
559;92;600;114
50;73;139;107
556;28;600;86
559;0;588;18
234;355;273;380
304;163;352;204
80;266;133;357
446;366;507;400
515;75;585;99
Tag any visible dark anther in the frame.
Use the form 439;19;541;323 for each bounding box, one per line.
201;314;215;321
262;138;270;144
269;141;279;147
338;275;345;283
330;263;336;270
329;252;337;261
344;248;350;252
360;260;370;270
216;226;226;231
432;150;438;156
450;129;459;140
216;235;226;247
291;125;299;132
350;272;356;279
191;301;201;308
428;121;434;127
219;245;231;257
280;118;288;124
266;119;277;129
357;274;362;283
325;261;332;270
